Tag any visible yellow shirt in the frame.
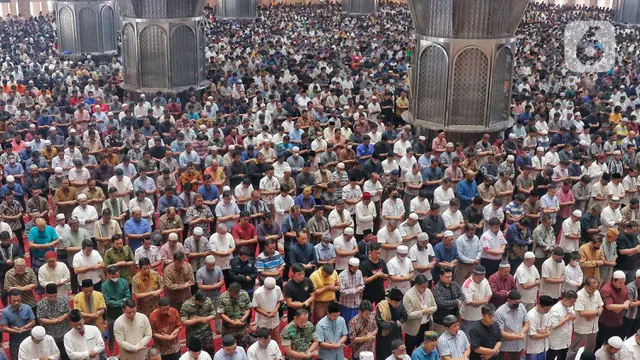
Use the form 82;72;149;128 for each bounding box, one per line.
73;290;107;332
310;268;338;302
610;112;622;125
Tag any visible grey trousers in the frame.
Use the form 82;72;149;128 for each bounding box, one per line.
460;319;480;338
456;263;475;285
433;323;447;335
567;332;597;360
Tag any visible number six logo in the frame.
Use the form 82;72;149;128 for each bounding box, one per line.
564;21;616;73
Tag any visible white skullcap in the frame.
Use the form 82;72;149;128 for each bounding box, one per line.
44;140;51;145
131;206;141;213
447;142;454;147
613;150;621;155
636;269;640;278
536;147;544;152
6;175;14;182
168;233;179;241
199;125;206;130
264;277;276;289
409;213;419;220
579;140;588;146
107;112;113;115
77;194;87;200
292;146;300;152
524;252;535;259
358;105;364;109
417;232;429;242
611;197;621;202
205;255;216;264
608;336;623;349
29;124;36;129
613;270;626;280
193;227;203;236
507;155;515;162
31;326;46;341
443;230;454;237
348;258;360;267
508;133;516;139
55;167;63;173
228;145;235;150
572;210;582;217
56;214;65;220
69;128;76;133
397;245;408;254
337;163;345;169
49;127;57;132
344;227;354;235
418;136;426;140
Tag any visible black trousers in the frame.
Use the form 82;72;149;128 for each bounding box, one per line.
161;352;181;360
405;322;430;356
547;348;568;360
55;337;70;360
481;258;502;277
596;323;624;350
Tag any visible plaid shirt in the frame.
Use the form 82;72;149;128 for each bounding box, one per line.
338;269;364;309
432;281;465;324
192;140;209;159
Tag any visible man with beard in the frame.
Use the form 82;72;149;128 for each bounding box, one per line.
375;288;408;360
252;277;283;343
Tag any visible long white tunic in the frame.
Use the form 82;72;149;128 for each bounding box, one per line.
19;335;60;360
71;205;99;236
64;325;105;360
113;313;152;360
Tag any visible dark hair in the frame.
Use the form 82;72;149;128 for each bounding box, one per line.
328;302;340;314
359;300;373;312
123;299;136;309
8;288;21;297
228;282;242;292
414;274;428;285
81;239;93;249
440;267;454;276
322;263;334;274
488;217;502;227
294;308;309;318
292;263;305;274
173;252;185;261
369;242;381;251
563;290;578;300
442;315;458;327
138;258;151;267
481;304;496;315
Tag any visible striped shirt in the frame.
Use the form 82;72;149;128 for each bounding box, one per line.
437;329;470;359
338;269;364;309
256;251;285;280
505;200;524;219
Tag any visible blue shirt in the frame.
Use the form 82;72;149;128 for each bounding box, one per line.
434;242;458;264
158;195;183;214
316;315;348;360
294;194;316;210
411;345;439;360
1;304;35;340
28;225;58;258
213;347;247;360
282;214;307;235
289;128;304;142
289;242;317;265
356;143;374;163
179;151;200;168
124;218;152;235
456;179;478;203
197;184;219;201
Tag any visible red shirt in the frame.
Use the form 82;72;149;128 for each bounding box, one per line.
232;223;258;255
600;281;629;327
488;272;516;307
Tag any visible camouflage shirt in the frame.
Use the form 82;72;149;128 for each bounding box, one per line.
217;290;251;329
281;321;317;360
180;297;215;342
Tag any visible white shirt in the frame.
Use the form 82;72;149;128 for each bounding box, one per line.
541;258;566;299
259;176;280;204
600;205;622;235
547;301;575;350
363;179;384;203
410;197;431;215
72;205;99;236
38;262;70;296
113;313;152;360
619;336;640;359
393;140;412;157
399;219;422;249
558;218;581;253
208;233;235;270
252;285;284;329
607;182;626;200
526;308;550;354
108;176;134;203
64;325;105;360
387;256;413;293
381;198;405;226
409;244;435;280
327;209;353;239
179;352;212;360
433;186;455;207
72;250;103;285
342;184;363;213
333;236;357;271
461;278;492;321
441;209;464;238
381;159;399;173
247;339;282;360
272;161;291;180
515;263;540;303
564;263;583;293
273;194;294;226
574;287;603;335
480;230;507;260
378;226;403;262
355;201;376;235
19;334;60;360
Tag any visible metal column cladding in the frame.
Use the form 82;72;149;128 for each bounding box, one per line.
342;0;378;15
116;0;209;92
218;0;257;19
614;0;640;24
54;0;118;55
407;0;529;133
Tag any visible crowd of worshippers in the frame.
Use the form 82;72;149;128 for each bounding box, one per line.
2;1;640;360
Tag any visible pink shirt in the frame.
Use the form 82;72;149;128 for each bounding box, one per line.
556;189;575;218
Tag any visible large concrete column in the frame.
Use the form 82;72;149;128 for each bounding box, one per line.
614;0;640;23
117;0;209;92
342;0;377;15
218;0;257;19
407;0;529;136
54;0;118;54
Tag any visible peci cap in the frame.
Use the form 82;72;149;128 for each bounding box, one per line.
613;270;626;280
473;265;486;275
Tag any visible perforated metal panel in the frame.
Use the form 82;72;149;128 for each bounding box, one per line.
197;22;205;83
342;0;377;14
101;6;116;52
450;47;488;126
453;0;491;38
78;7;99;53
171;25;196;88
122;23;138;87
58;6;76;53
489;46;513;126
219;0;256;18
139;25;168;89
139;0;166;18
415;45;447;126
168;0;195;18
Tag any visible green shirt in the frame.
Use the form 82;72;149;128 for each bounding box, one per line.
104;246;136;282
281;321;317;360
217;289;251;330
180;297;216;343
101;277;131;319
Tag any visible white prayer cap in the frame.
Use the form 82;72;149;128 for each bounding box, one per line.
56;214;65;220
613;270;626;280
348;258;360;267
292;146;300;152
536;147;544;152
77;194;87;201
193;227;203;236
397;245;408;254
55;167;63;173
409;213;419;220
443;230;454;238
344;227;354;235
608;336;623;349
168;233;179;241
417;233;429;242
524;252;535;259
572;210;582;217
205;255;216;264
6;175;14;182
31;326;46;341
264;277;276;289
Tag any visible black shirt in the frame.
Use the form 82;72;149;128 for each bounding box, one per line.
359;258;389;304
469;321;503;360
284;278;315;323
616;231;639;270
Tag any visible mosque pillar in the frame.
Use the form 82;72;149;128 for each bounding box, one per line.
54;0;118;54
342;0;377;15
614;0;640;23
217;0;257;19
406;0;529;141
116;0;209;92
18;0;29;17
